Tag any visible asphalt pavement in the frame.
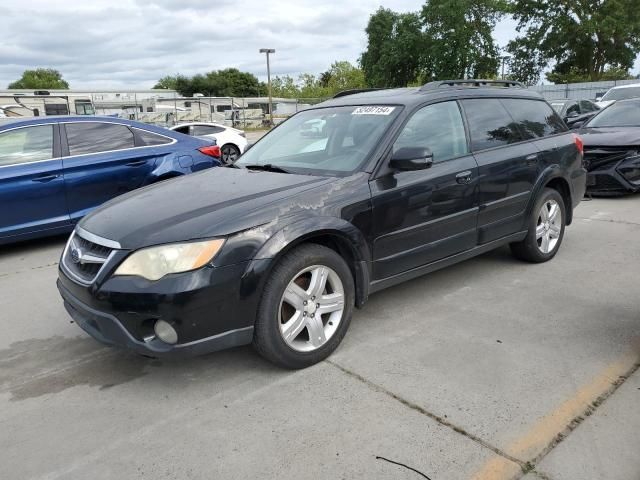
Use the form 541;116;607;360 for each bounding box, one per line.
1;195;638;480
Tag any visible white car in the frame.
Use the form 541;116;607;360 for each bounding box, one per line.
596;83;640;109
170;122;248;164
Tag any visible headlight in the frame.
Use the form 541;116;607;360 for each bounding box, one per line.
114;239;225;281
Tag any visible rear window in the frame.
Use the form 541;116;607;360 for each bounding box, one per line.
461;99;522;151
66;122;135;156
500;99;567;139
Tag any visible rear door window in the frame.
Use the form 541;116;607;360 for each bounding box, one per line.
461;99;523;151
66;122;135;156
500;99;567;139
393;101;468;162
0;125;54;166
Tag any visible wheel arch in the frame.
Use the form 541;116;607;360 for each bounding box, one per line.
247;218;372;308
528;167;574;225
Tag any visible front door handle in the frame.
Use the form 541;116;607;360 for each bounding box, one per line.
32;174;59;183
456;170;473;184
126;160;147;167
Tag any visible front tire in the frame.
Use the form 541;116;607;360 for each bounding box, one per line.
510;188;566;263
253;244;355;369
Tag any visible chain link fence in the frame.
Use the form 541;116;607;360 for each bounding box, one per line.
527;79;640;100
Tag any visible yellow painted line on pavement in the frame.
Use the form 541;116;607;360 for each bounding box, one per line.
471;347;640;480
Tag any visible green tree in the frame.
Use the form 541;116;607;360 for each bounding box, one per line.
421;0;505;81
324;61;366;92
153;69;265;97
8;68;69;89
507;0;640;84
360;8;424;87
271;75;301;98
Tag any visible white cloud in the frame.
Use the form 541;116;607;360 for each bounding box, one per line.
1;1;636;89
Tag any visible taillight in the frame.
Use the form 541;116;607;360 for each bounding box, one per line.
573;134;584;155
198;145;221;158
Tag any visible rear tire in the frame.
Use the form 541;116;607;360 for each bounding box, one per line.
510;188;566;263
252;244;355;369
221;144;240;165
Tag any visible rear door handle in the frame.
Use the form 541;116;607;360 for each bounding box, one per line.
456;170;473;184
32;174;58;183
525;154;538;165
126;160;147;167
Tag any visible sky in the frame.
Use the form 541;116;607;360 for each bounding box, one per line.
0;0;636;89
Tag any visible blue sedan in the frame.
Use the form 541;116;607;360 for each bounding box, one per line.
0;116;222;244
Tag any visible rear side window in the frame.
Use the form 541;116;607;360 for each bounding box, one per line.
393;101;468;162
66;122;135;156
193;125;225;135
0;125;54;166
500;99;567;139
462;99;522;151
135;128;173;146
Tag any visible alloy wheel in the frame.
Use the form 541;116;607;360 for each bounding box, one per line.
536;199;562;253
221;145;239;165
279;265;345;352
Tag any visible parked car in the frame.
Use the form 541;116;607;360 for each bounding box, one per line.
596;83;640;108
169;122;247;165
0;116;221;244
580;98;640;196
550;99;600;129
57;80;586;369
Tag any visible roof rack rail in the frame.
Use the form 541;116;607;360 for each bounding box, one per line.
333;88;384;98
419;79;525;91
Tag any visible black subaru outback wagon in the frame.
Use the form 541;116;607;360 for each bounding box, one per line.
57;80;587;369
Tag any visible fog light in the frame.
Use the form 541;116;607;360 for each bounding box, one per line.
154;320;178;345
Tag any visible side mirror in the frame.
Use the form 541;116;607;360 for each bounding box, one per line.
390;147;433;171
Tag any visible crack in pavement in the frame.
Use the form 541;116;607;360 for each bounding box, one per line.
328;358;640;480
575;216;640;227
0;261;59;279
325;359;526;470
519;361;640;480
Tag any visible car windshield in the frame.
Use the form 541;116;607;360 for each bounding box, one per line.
587;101;640;128
601;85;640;101
236;105;400;175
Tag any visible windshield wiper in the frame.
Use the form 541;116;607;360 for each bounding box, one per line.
242;163;292;174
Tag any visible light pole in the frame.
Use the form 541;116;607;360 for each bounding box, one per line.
259;48;275;126
501;55;511;80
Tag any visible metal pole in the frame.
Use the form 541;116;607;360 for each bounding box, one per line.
134;93;138;120
266;53;273;126
260;48;276;127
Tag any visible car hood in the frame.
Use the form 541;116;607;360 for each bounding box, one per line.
79;167;334;250
580;126;640;147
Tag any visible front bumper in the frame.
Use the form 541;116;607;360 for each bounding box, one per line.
586;154;640;196
57;259;267;358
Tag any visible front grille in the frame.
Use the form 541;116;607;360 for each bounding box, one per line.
583;147;636;171
62;230;116;284
591;173;624;191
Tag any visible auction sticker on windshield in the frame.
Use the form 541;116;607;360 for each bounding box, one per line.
352;106;396;115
